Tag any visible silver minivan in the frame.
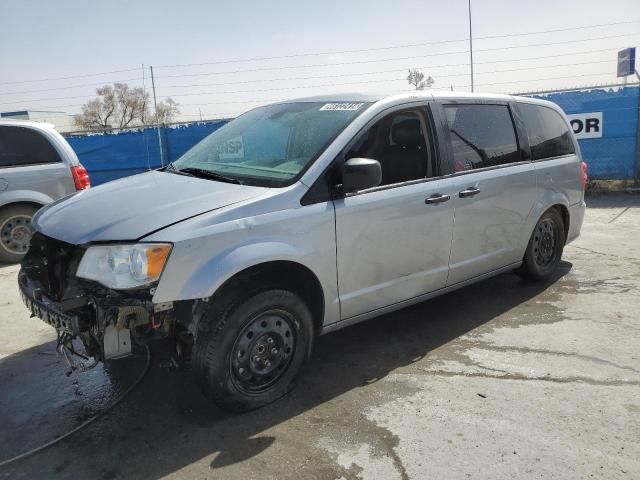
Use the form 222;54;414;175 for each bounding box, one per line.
0;120;90;263
19;92;586;411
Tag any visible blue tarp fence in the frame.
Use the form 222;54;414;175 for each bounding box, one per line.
65;120;229;185
65;86;640;185
531;85;639;180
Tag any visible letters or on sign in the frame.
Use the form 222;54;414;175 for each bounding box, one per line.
218;136;244;160
617;47;636;77
320;103;364;111
566;112;603;140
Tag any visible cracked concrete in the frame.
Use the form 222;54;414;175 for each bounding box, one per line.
0;193;639;479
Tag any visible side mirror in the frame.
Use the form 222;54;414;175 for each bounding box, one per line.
341;158;382;193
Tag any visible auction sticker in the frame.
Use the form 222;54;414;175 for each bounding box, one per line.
320;103;364;111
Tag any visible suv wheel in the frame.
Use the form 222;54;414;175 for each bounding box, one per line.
0;204;37;264
518;208;566;281
193;289;314;412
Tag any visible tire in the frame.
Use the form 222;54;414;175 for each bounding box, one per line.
518;208;566;281
0;204;37;264
193;289;314;412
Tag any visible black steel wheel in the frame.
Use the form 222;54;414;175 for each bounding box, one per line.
229;309;297;395
518;208;566;281
532;218;558;268
193;289;314;412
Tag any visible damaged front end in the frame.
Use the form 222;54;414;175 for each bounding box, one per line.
19;232;193;373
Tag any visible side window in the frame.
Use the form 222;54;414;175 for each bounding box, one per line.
444;104;520;171
518;103;575;160
0;126;62;168
346;108;433;186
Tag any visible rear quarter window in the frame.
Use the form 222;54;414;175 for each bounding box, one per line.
444;104;521;171
0;126;62;168
518;103;575;160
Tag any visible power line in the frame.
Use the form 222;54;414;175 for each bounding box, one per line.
0;50;625;110
0;64;624;111
0;93;116;107
477;71;617;87
0;78;143;96
0;67;141;87
155;33;638;80
175;70;617;105
472;46;619;65
2;46;621;103
1;19;636;89
154;19;640;69
156;58;612;95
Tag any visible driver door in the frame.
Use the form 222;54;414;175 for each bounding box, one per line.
333;105;455;319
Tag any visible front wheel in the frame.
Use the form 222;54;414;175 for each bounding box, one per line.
518;208;566;281
193;289;314;412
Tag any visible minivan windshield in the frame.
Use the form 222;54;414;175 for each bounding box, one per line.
170;101;371;187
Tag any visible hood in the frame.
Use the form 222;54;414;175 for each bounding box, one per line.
33;170;267;244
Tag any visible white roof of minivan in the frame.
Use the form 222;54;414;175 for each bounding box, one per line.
281;90;562;114
283;91;516;103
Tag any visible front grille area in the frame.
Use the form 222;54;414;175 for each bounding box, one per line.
21;232;83;301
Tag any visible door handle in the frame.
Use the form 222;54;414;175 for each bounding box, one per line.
425;193;450;204
459;187;481;198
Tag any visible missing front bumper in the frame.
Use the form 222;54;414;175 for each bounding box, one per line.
19;272;81;335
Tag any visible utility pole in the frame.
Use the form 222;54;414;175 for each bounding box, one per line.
468;0;474;92
142;63;152;171
149;66;164;167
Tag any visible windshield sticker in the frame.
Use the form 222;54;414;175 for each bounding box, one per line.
320;103;364;111
217;136;244;160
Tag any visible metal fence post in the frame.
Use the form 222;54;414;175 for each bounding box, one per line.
635;84;640;185
150;66;164;167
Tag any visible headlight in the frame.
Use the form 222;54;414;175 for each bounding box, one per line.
77;243;172;289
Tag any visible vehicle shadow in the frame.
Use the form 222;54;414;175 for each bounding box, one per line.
0;263;572;479
586;191;640;209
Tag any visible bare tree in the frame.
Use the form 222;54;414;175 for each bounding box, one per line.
74;83;179;131
154;98;179;124
407;69;434;90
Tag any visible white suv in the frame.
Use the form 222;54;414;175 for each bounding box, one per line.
0;120;90;262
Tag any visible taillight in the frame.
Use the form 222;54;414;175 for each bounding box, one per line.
581;161;588;192
71;164;91;191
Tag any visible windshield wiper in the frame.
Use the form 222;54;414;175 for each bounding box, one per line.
164;162;193;176
177;167;242;184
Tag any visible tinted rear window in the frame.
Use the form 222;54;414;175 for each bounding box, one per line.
518;103;575;160
444;104;520;171
0;126;62;167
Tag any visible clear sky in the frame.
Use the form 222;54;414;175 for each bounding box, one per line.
1;0;639;121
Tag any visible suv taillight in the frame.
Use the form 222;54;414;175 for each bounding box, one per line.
581;161;588;192
71;164;91;191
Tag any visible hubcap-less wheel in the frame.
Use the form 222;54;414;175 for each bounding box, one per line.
230;310;296;394
0;215;33;255
532;218;557;267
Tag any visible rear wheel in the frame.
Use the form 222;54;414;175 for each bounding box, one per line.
518;208;565;281
193;289;314;412
0;204;37;263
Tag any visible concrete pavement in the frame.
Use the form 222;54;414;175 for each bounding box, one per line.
0;193;639;479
